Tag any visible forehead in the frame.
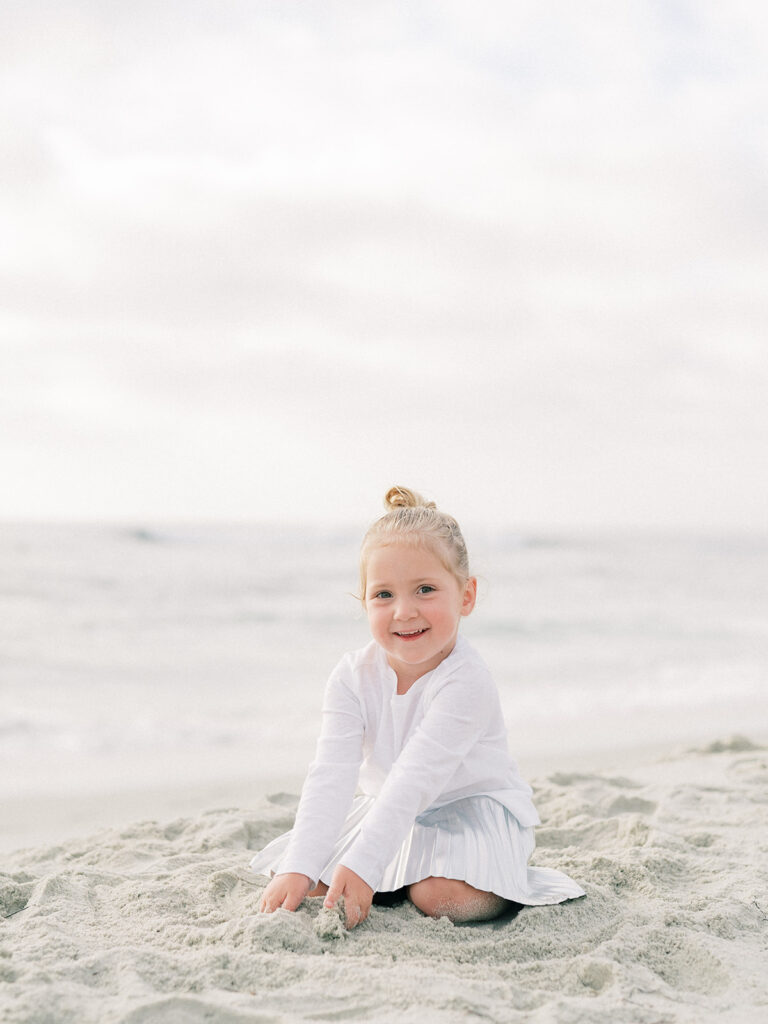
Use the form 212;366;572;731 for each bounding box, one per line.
365;539;452;581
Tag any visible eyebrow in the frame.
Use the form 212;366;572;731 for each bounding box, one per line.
367;577;441;589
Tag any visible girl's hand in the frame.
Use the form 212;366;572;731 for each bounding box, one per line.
324;865;374;929
258;872;312;914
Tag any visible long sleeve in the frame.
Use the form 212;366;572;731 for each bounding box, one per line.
276;666;364;885
338;666;495;891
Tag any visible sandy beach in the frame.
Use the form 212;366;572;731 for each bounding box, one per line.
2;735;766;1024
3;524;767;1021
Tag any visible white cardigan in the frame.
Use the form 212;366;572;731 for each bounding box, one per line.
276;634;541;892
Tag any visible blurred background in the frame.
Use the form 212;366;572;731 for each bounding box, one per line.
2;0;767;529
2;2;767;852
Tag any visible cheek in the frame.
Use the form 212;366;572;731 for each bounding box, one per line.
366;608;385;633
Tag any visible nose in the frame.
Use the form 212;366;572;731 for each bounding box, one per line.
393;595;418;621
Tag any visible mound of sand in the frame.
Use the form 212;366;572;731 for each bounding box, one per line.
2;740;767;1023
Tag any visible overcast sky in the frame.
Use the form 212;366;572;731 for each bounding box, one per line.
2;1;767;530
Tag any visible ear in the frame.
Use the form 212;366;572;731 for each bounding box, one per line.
460;576;477;616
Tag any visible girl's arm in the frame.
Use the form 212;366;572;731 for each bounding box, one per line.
272;668;365;888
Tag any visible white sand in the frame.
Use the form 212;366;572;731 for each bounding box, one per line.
2;737;767;1024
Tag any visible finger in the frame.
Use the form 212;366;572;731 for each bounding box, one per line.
263;892;283;913
260;886;285;914
281;891;304;912
323;884;341;910
346;901;363;929
348;893;373;929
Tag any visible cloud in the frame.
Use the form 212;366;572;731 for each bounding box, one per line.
1;1;767;526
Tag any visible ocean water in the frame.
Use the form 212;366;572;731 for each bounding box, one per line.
3;522;767;816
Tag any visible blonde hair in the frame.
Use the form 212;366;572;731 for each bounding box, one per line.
359;486;471;602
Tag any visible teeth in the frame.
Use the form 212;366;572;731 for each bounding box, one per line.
397;629;424;636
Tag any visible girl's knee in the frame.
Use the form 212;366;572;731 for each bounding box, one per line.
407;876;508;923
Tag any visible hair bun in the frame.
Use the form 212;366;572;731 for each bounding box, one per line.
384;485;437;511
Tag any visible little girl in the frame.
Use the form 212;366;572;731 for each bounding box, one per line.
252;486;585;928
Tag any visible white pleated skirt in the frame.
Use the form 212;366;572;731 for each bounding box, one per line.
249;794;585;906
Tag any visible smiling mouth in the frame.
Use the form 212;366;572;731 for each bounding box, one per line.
394;628;428;638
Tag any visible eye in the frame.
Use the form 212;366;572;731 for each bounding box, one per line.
373;590;393;600
417;585;436;594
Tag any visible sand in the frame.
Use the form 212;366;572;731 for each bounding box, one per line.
2;737;767;1024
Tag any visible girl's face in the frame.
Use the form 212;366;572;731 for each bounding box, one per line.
364;540;476;689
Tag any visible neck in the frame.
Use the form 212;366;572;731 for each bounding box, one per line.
387;637;459;694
